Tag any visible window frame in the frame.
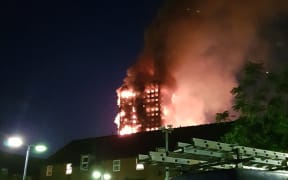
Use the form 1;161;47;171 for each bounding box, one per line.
46;165;53;176
113;159;121;172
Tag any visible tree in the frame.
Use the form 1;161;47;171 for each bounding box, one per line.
219;62;288;151
215;111;230;123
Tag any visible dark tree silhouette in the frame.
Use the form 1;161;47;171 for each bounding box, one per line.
219;62;288;151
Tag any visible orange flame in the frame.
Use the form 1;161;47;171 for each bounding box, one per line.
120;90;136;99
115;83;162;135
119;125;140;136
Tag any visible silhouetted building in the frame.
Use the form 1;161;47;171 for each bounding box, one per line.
39;123;232;180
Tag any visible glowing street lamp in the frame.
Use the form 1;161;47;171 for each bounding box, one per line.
5;136;23;148
92;170;111;180
92;171;101;179
5;136;47;180
34;144;47;152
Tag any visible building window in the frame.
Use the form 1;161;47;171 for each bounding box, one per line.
136;163;144;170
113;160;120;172
136;159;144;170
1;168;8;175
80;155;89;171
66;163;72;175
46;165;53;176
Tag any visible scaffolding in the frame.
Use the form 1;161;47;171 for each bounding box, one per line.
138;138;288;173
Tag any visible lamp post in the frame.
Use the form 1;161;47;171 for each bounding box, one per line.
160;125;173;180
23;145;31;180
5;136;47;180
23;144;47;180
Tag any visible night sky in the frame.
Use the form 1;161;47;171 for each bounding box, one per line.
0;0;163;156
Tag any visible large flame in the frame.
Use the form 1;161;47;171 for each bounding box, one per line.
115;83;162;135
119;125;140;136
115;0;288;135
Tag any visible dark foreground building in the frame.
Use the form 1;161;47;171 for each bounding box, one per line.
38;122;288;180
39;123;232;180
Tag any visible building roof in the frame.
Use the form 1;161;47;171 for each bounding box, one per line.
47;122;233;164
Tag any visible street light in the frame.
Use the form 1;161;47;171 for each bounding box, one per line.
160;125;173;180
23;144;47;180
5;136;23;148
92;170;111;180
4;136;47;180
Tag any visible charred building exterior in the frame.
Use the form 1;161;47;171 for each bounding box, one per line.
115;81;162;135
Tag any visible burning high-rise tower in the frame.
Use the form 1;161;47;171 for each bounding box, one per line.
115;81;162;135
114;0;288;135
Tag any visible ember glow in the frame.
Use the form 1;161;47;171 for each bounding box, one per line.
115;0;288;135
119;125;139;136
120;90;136;99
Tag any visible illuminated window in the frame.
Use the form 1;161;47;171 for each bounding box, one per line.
136;159;144;170
46;165;53;176
120;111;125;117
66;163;72;175
113;160;120;172
80;155;89;171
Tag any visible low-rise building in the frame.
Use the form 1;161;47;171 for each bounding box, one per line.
39;123;232;180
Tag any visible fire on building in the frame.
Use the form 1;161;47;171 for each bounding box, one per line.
115;81;162;135
114;0;288;136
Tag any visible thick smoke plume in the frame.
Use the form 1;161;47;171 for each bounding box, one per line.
122;0;288;127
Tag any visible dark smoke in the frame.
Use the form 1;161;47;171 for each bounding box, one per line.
121;0;288;127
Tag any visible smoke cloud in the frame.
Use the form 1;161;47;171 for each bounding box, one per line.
122;0;288;127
